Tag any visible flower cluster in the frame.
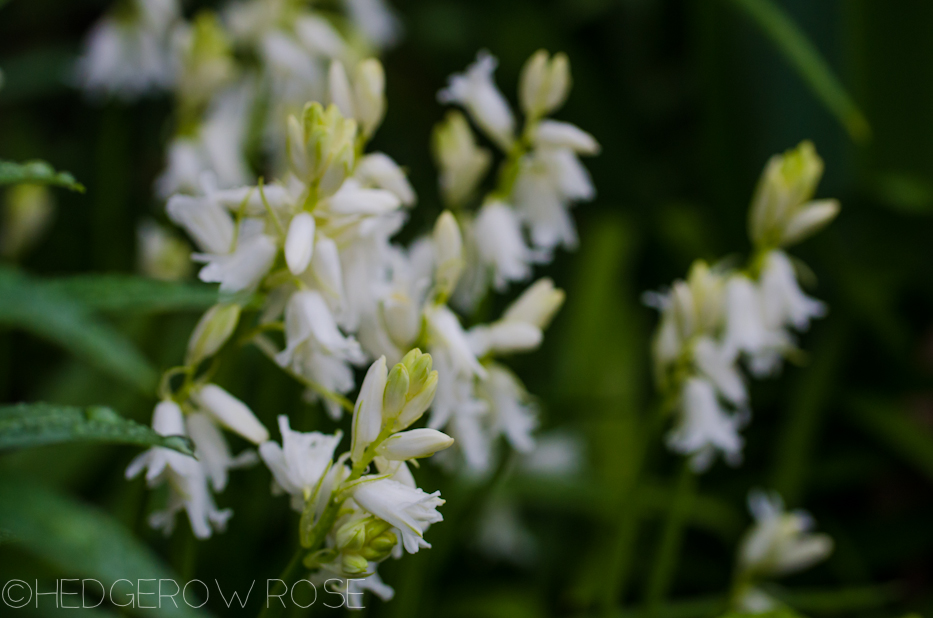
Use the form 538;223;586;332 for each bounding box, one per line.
731;490;833;612
434;50;600;311
77;0;402;200
647;141;840;471
259;351;451;597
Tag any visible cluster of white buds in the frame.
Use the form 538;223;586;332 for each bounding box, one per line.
647;141;839;471
435;50;600;311
259;351;451;597
732;490;833;613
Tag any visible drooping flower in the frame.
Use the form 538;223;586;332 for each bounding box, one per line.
259;415;343;510
351;478;444;553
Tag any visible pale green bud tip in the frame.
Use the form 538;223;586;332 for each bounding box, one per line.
400;348;423;369
361;529;397;560
186;303;241;366
383;363;410;420
407;352;433;393
341;553;370;575
335;520;368;551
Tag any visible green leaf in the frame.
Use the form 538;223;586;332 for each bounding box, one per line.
0;479;207;617
0;268;157;391
844;396;933;482
729;0;870;142
0;160;85;192
43;275;221;314
0;403;194;455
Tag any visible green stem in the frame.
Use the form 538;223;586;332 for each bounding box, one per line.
644;459;696;616
257;547;306;618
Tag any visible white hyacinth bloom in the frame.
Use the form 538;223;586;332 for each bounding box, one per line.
533;120;600;155
285;212;316;275
192;383;270;444
438;51;515;151
479;364;538;453
666;378;744;472
738;490;833;578
259;415;343;511
126;401;232;539
473;200;536;291
722;275;789;376
432;211;465;297
758;250;826;331
468;321;542;358
75;0;179;99
376;428;455;460
502;278;566;329
352;479;444;553
693;336;746;406
277;291;366;419
194;231;278;293
166;192;235;255
186;412;257;492
355;153;415;206
350;355;388;462
425;305;485;378
344;0;403;49
433;111;492;207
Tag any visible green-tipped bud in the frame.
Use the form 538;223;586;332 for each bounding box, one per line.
432;111;492;207
383;363;410;421
364;518;393;539
335;519;368;552
186;303;241;366
286;102;358;196
394;370;438;431
407;352;433;394
519;50;571;119
341;552;370;575
377;428;454;460
433;211;463;297
360;528;397;561
400;348;422;371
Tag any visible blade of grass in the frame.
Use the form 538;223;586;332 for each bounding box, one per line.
728;0;871;142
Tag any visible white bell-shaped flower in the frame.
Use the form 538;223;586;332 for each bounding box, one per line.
473;200;536;291
666;378;744;472
438;51;515;151
758;250;826;331
192;383;270;444
352;478;444;553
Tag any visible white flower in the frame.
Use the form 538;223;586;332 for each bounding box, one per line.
352;479;444;553
344;0;403;49
432;111;492;207
346;568;395;602
194;230;278;293
376;428;454;460
532;120;600;155
666;378;744;472
425;305;485;378
355;153;415;206
758;250;826;331
166;191;235;255
323;180;400;216
192;383;270;444
126;401;232;539
75;0;179;99
277;291;366;419
438;51;515;151
519;49;571;118
473;200;536;291
502;278;565;329
186;412;257;492
468;321;542;358
285;212;316;275
738;490;833;578
693;336;746;406
427;352;490;471
432;211;465;297
186;303;242;367
329;59;388;139
722;275;790;376
478;364;538;453
350;356;388;462
259;415;343;511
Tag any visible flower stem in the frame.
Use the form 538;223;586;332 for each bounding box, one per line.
644;459;696;616
257;546;306;618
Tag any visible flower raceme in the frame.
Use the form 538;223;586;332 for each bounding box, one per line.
647;141;840;471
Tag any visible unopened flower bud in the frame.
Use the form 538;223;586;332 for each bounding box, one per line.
403;350;432;394
341;552;370;575
433;211;463;297
1;184;55;259
351;356;388;463
395;370;438;431
193;383;269;444
432;111;491;207
383;363;410;421
377;428;454;460
286;102;358;196
354;59;386;139
335;519;368;551
502;278;565;329
328;60;355;120
285;212;316;275
361;528;397;561
519;50;571;118
186;303;241;366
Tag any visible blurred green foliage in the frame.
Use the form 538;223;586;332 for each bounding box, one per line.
2;0;933;616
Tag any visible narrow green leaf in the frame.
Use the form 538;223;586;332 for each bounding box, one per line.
43;275;221;314
0;268;157;391
0;479;207;617
844;396;933;482
0;403;194;455
0;160;85;192
729;0;871;142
